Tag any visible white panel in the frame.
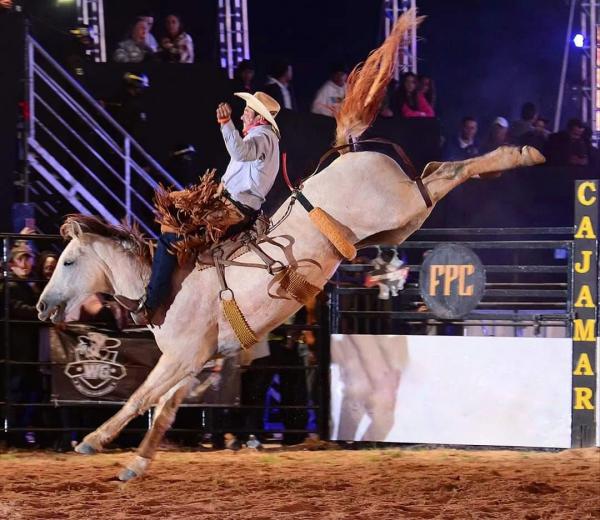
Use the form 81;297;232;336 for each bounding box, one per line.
330;334;572;448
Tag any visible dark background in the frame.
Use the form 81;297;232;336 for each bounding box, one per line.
0;0;588;231
23;0;575;124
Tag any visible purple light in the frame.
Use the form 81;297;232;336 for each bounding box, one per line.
573;34;584;48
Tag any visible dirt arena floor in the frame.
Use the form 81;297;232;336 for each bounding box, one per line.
0;445;598;519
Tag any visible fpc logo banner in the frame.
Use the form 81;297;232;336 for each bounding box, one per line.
572;180;598;447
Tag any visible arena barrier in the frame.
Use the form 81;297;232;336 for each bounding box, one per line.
329;179;599;449
0;232;328;448
0;180;597;449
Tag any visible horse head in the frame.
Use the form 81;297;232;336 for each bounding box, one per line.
37;215;150;323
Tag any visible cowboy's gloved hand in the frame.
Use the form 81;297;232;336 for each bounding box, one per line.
216;103;232;124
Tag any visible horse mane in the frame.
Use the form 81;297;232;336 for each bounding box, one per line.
334;8;423;149
60;214;152;266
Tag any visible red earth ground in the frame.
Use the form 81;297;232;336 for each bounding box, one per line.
0;446;598;519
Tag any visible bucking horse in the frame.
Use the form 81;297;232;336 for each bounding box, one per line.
36;11;544;480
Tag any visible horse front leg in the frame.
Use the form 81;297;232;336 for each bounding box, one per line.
75;354;192;454
117;375;195;481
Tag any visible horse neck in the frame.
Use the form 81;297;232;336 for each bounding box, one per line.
91;237;150;298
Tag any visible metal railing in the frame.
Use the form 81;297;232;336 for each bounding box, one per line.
330;227;575;335
26;36;183;237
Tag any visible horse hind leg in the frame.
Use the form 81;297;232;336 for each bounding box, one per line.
118;376;195;481
422;145;545;203
75;354;191;454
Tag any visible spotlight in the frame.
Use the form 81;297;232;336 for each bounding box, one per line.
573;33;584;48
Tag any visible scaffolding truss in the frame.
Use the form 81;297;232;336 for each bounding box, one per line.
383;0;418;78
218;0;250;79
75;0;106;63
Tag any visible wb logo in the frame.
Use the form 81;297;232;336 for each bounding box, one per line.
64;332;127;397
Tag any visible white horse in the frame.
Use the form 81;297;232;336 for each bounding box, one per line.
36;14;545;480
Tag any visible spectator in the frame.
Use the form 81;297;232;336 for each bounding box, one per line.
159;14;194;64
0;241;42;447
520;116;550;151
34;251;58;292
481;116;509;153
546;118;593;167
231;59;255;94
394;72;435;118
264;59;296;110
311;64;347;117
443;116;479;160
509;102;537;143
139;12;159;52
113;18;154;63
418;74;436;108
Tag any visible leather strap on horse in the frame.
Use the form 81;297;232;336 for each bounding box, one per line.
282;138;433;208
209;238;322;306
356;138;433;208
214;252;257;350
282;153;357;261
295;191;357;260
276;266;321;305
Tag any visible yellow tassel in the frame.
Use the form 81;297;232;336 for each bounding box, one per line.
309;207;357;260
278;266;322;305
222;297;257;350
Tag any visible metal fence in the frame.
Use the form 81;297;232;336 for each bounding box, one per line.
0;232;330;449
0;225;585;449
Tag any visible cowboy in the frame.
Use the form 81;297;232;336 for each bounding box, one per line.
116;91;281;325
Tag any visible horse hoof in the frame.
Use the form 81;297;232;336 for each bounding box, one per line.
521;145;545;166
118;468;138;482
74;442;97;455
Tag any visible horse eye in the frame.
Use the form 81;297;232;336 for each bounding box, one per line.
63;260;74;266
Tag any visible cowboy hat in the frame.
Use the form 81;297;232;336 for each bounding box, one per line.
234;91;280;137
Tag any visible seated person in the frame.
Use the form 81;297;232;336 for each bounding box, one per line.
159;14;194;63
311;64;347;117
443;116;479;160
394;72;435;118
113;18;154;63
115;92;281;325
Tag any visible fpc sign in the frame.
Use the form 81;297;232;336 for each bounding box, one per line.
572;180;598;448
419;243;486;319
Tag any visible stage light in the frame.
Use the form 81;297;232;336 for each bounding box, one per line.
573;33;584;48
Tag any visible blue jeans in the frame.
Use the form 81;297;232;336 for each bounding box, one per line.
145;232;181;311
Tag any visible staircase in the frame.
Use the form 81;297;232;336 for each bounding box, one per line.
25;36;183;237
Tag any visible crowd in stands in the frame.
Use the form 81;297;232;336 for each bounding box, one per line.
113;12;194;64
442;101;597;167
109;12;598;172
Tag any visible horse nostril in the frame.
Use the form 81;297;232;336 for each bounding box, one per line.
38;300;47;313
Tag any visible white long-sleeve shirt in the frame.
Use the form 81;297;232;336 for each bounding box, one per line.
311;80;346;117
220;120;280;210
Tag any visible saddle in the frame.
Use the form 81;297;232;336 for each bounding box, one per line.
191;213;321;350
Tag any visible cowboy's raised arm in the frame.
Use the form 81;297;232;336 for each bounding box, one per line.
220;119;268;162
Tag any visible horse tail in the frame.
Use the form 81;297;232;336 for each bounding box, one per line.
334;8;423;148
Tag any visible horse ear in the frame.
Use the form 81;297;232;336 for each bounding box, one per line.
70;221;84;239
62;219;84;240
